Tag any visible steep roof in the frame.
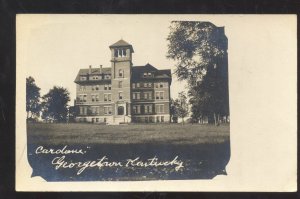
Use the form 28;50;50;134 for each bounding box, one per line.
109;39;134;52
131;64;172;82
74;63;171;83
74;67;111;82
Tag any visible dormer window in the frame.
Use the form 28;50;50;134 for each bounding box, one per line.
80;76;87;81
143;72;152;78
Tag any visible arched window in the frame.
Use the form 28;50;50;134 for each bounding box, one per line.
119;69;124;77
118;106;124;115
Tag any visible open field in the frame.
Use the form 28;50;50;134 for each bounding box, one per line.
27;123;230;145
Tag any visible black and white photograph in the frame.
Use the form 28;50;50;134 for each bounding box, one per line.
15;14;296;191
23;15;230;181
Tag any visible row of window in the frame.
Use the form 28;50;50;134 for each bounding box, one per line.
132;104;164;114
78;91;164;103
114;49;127;58
78;93;122;102
132;82;166;89
78;116;166;123
80;83;124;91
79;82;167;91
79;106;112;115
80;74;111;81
132;116;165;123
132;91;164;100
79;104;164;116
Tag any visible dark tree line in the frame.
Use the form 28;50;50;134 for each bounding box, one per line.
26;76;71;122
167;21;229;125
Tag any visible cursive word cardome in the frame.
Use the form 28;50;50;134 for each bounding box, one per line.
35;145;86;155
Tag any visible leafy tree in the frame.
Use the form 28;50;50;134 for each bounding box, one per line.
68;105;78;123
170;98;178;123
41;86;70;122
26;76;41;120
174;91;189;125
167;21;229;125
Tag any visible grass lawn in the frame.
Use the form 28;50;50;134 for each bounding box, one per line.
27;123;230;145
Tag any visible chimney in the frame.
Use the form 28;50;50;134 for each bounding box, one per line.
100;65;102;74
89;65;92;74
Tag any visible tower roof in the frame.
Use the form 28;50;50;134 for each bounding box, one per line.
109;39;134;52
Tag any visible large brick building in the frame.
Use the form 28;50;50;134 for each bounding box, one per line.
74;40;172;124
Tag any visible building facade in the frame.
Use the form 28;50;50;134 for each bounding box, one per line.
74;40;172;124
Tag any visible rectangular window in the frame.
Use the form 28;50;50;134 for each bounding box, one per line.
143;73;147;77
133;106;137;113
119;92;123;100
79;85;86;91
114;49;118;57
149;116;153;123
79;94;87;102
144;92;152;100
155;91;164;100
161;116;164;122
91;95;95;102
136;83;140;88
118;81;122;88
133;92;140;100
96;95;99;102
156;116;160;122
160;92;164;99
80;107;87;115
132;83;135;88
160;83;163;88
104;94;111;102
155;92;159;100
91;106;99;115
133;105;141;114
122;49;126;57
144;105;152;114
155;104;164;113
155;83;159;88
104;84;112;90
104;106;112;115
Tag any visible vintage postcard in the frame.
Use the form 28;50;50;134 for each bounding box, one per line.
16;14;297;191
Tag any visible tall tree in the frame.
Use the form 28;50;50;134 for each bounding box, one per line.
175;91;189;125
170;98;178;123
167;21;229;125
42;86;70;122
26;76;41;120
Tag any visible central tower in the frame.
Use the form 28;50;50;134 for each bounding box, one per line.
109;39;134;123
